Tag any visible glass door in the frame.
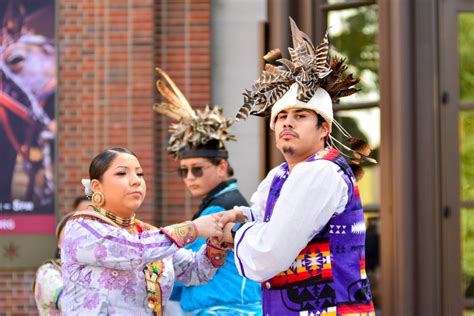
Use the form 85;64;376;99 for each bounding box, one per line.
458;12;474;315
440;2;474;315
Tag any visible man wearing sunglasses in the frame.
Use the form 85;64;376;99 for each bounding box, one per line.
171;134;262;316
154;69;262;316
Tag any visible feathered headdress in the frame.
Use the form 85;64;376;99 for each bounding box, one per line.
235;17;376;179
154;67;236;159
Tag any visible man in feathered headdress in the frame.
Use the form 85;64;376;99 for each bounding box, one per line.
218;18;376;315
153;68;262;315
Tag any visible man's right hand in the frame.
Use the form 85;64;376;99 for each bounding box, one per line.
215;208;246;228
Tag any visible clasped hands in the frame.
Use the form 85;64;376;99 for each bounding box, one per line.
192;208;247;248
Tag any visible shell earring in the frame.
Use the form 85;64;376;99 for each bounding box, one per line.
91;191;105;208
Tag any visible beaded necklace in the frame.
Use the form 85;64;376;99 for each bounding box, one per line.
94;208;136;227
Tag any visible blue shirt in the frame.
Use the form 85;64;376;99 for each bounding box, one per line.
171;179;262;313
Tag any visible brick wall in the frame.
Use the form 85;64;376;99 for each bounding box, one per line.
57;0;156;223
154;0;211;226
1;0;211;315
0;270;36;315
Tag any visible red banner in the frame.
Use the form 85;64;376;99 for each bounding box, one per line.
0;215;55;235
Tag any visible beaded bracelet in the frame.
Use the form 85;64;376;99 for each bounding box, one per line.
205;239;227;267
159;221;197;247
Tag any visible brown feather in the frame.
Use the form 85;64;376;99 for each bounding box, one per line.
264;49;282;64
156;81;185;110
155;67;195;119
235;90;253;121
349;137;372;156
264;64;283;74
289;17;315;54
315;31;331;76
349;163;365;181
153;103;183;121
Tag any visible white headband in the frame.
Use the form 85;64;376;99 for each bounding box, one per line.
269;83;333;130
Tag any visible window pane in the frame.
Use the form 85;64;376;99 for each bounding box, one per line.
335;107;380;149
328;6;379;104
462;208;474;299
459;13;474;103
334;108;380;207
327;0;372;4
460;111;474;200
358;165;379;207
364;213;380;308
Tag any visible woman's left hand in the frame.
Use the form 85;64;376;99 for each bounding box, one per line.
193;214;223;240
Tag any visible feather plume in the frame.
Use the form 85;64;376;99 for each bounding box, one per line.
264;64;283;74
289;17;315;54
315;31;331;78
348;137;377;164
349;137;371;156
236;18;349;121
153;103;183;121
154;68;236;157
166;106;236;156
235;90;253;121
349;163;365;181
154;67;196;120
264;49;282;64
329;135;377;173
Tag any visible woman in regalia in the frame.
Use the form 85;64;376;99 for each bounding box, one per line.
61;147;227;315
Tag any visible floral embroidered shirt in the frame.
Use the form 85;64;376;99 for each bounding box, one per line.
34;260;63;316
61;217;218;315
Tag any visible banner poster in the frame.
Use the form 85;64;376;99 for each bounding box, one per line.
0;0;56;235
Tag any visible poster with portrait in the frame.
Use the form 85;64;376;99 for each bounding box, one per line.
0;0;56;235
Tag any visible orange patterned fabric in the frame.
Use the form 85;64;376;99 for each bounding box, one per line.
266;240;332;287
159;221;197;247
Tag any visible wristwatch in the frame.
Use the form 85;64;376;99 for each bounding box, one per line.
230;222;245;241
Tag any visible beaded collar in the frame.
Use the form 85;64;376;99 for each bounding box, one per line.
94;208;136;227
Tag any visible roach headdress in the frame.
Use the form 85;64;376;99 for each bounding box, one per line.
235;17;376;179
154;68;236;159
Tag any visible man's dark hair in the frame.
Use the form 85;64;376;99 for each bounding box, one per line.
316;113;330;147
208;158;234;177
316;113;326;128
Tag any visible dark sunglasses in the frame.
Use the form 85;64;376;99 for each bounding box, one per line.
177;165;211;179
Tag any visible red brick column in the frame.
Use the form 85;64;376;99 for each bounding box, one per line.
57;0;155;222
154;0;211;226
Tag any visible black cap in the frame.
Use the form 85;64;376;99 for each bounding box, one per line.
177;139;228;159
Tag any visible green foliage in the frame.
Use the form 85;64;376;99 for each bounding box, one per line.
458;14;474;296
461;112;474;289
459;14;474;102
461;112;474;200
329;5;379;94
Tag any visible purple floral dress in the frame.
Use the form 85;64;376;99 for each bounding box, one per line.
61;217;218;315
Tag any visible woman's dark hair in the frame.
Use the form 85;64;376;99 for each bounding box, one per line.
208;157;234;177
89;147;137;181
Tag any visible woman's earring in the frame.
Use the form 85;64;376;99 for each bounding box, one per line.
91;191;105;208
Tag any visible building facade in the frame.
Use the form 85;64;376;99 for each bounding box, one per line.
1;0;473;315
